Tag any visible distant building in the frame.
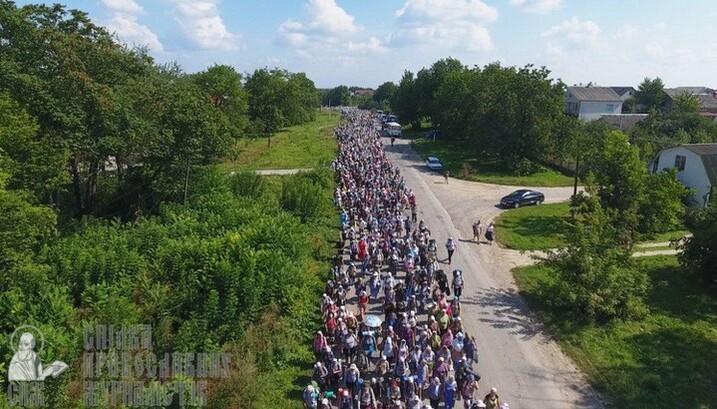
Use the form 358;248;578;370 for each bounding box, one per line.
649;143;717;206
610;86;637;101
599;113;649;132
565;86;623;121
663;87;717;114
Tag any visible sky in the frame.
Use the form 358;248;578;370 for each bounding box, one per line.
14;0;717;89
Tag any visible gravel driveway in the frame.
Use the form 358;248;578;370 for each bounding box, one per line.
384;137;604;408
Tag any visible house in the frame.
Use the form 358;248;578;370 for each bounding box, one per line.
565;86;623;121
663;87;717;114
598;113;649;132
650;143;717;206
610;86;637;102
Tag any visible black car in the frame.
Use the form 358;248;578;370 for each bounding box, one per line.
500;189;544;208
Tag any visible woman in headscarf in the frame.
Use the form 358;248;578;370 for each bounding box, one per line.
426;377;442;409
444;374;458;409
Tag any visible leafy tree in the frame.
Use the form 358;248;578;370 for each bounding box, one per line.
245;68;287;146
634;77;666;112
413;57;465;125
391;70;420;129
679;201;717;280
373;81;397;108
544;195;649;323
581;125;645;231
672;92;701;114
322;85;351;107
637;168;691;235
283;72;319;124
191;64;250;142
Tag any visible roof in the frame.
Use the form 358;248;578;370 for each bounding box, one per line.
682;144;717;186
567;86;622;102
696;94;717;110
599;114;648;131
386;121;401;127
665;86;713;96
610;86;636;97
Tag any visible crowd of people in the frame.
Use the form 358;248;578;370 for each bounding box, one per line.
302;109;508;409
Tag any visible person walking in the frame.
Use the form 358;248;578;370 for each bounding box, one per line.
472;220;482;243
485;223;495;245
445;237;456;264
444;171;450;184
483;388;501;409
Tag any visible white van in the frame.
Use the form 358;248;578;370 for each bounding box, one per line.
386;122;402;137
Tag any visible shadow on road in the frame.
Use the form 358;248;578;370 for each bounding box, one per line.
461;287;551;342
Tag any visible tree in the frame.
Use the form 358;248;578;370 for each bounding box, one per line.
544;195;649;323
373;81;397;107
322;85;351;107
679;202;717;281
672;92;701;114
637;168;691;235
391;70;420;129
581;125;646;232
413;57;465;125
245;68;287;146
634;77;666;112
191;64;250;142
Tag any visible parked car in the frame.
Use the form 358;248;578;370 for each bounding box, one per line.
500;189;544;208
426;157;444;171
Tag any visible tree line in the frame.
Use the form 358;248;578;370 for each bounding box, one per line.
0;2;320;219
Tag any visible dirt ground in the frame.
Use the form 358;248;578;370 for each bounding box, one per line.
384;137;605;408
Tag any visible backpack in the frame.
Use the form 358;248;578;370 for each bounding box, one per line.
453;275;463;288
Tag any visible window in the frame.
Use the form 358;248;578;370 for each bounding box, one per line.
606;104;615;111
674;155;687;171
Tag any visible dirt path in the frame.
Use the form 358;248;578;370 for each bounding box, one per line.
385;137;604;408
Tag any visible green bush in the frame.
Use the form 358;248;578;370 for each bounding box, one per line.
231;170;267;199
510;157;541;176
280;175;324;222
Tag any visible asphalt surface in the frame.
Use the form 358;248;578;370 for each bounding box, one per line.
383;136;605;409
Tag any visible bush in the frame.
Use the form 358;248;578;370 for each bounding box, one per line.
679;201;717;281
231;170;267;199
459;162;474;178
280;174;325;222
510;157;541;176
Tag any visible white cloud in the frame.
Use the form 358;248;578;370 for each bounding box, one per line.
347;37;389;55
170;0;241;50
106;14;164;52
541;17;600;45
391;0;497;52
277;0;359;50
510;0;561;14
100;0;164;52
101;0;144;14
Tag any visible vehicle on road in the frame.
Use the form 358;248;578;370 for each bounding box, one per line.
386;122;402;136
500;189;544;208
426;157;444;171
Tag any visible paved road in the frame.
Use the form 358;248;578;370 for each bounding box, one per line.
385;137;604;408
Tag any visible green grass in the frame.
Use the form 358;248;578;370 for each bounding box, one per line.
513;256;717;409
220;110;341;171
495;202;691;251
411;137;574;187
494;202;572;250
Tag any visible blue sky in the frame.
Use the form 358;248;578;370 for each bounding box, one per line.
14;0;717;89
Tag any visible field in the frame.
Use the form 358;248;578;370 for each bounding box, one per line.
513;256;717;409
495;202;691;251
220;110;342;171
411;137;574;187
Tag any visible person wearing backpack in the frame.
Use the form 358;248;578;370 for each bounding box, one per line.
445;237;456;264
303;384;319;409
452;269;464;298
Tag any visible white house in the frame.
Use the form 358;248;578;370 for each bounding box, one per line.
565;87;623;121
650;143;717;207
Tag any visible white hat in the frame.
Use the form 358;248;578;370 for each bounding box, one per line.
491;387;498;393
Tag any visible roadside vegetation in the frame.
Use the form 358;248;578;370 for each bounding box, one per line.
0;3;333;408
494;202;691;251
221;110;341;171
513;256;717;409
